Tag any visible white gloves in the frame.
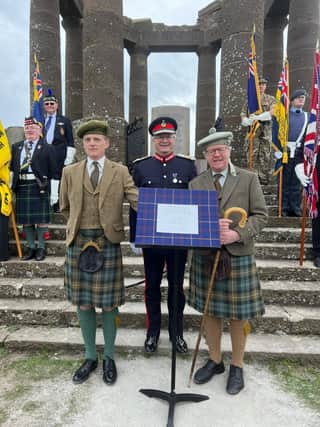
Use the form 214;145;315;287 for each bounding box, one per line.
241;117;253;127
64;147;76;166
130;242;142;256
50;179;60;206
295;163;311;187
250;111;272;122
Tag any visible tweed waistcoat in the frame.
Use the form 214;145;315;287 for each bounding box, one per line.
79;169;102;229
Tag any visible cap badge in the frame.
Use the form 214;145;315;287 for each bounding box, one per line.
161;120;167;128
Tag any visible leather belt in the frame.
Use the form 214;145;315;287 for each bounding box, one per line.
19;173;36;180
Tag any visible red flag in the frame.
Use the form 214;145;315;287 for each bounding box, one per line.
304;50;320;218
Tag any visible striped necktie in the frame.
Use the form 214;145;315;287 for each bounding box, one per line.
213;173;222;193
90;161;100;189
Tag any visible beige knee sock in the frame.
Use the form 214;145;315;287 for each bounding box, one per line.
230;319;247;368
203;315;223;363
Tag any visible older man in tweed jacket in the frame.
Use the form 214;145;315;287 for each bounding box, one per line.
188;127;267;395
60;120;138;385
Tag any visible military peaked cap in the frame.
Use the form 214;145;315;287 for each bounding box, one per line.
149;116;177;136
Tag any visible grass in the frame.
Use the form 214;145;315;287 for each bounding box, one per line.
267;359;320;412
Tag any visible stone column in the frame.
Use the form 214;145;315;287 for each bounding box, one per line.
263;15;288;97
30;0;61;104
128;46;149;147
220;0;264;166
82;0;126;162
62;16;83;121
195;44;218;159
287;0;320;105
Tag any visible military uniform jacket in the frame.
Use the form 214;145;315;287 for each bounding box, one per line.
10;138;59;192
241;94;276;124
129;153;197;241
60;158;138;246
189;164;268;256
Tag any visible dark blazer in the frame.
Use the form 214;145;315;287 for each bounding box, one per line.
10;139;59;192
45;114;74;178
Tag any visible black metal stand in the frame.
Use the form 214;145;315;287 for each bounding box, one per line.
140;249;209;427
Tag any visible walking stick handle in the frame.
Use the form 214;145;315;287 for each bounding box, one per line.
188;207;247;387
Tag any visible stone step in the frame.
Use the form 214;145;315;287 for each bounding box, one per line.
9;225;312;245
0;298;319;335
0;257;318;280
1;325;319;362
1;277;319;306
8;240;313;259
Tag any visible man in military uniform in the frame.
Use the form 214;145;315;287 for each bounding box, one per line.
60;120;138;385
130;116;197;354
188;127;267;395
281;89;308;216
43;90;75;211
241;77;276;184
10;117;59;260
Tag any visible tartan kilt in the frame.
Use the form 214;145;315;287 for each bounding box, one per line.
16;181;50;225
64;229;125;309
188;250;265;320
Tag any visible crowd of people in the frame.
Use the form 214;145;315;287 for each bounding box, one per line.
0;79;318;395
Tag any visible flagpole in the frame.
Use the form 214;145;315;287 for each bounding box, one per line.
299;195;308;266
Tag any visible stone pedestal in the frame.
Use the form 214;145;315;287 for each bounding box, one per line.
220;0;264;167
128;46;149;148
287;0;320;106
5;127;24;147
30;0;61;103
263;16;288;97
195;45;218;158
62;16;83;120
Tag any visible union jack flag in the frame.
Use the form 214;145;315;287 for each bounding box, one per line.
303;50;320;218
272;59;289;175
31;54;44;125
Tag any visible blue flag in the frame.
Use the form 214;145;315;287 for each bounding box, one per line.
31;54;44;125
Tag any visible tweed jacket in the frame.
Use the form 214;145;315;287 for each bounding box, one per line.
189;163;268;256
60;158;138;246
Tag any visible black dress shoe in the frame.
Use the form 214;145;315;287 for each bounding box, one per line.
194;359;225;384
226;365;244;395
22;248;36;261
314;256;320;268
103;357;117;385
35;248;46;261
292;210;302;217
72;359;98;384
144;335;158;353
175;336;188;354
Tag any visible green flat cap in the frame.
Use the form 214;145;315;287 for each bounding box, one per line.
197;127;233;150
77;120;108;138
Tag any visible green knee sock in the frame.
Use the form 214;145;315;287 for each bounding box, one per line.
36;226;47;249
77;307;97;360
23;225;36;249
101;308;118;360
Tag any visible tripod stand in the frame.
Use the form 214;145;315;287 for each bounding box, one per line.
140;249;209;427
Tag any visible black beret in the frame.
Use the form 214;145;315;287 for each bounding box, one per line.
290;89;307;102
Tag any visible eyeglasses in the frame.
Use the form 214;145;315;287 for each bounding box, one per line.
204;147;228;156
153;135;176;141
44;102;56;106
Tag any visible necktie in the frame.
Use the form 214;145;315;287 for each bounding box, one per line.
90;161;100;189
213;173;222;193
20;142;33;172
45;116;53;133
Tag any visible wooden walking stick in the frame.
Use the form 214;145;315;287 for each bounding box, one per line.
299;194;308;266
10;209;22;258
188;207;247;387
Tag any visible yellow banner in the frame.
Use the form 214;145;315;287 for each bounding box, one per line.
0;120;11;185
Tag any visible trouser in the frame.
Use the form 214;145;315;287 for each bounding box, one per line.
282;157;302;214
312;201;320;256
0;211;9;261
142;247;187;338
246;126;272;184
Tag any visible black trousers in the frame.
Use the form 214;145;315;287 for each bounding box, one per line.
0;212;9;261
142;247;187;339
312;200;320;256
282;157;302;214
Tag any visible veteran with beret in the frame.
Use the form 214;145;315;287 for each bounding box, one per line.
129;116;197;354
188;127;267;395
60;119;138;385
240;77;276;185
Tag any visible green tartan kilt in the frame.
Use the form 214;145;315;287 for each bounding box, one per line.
188;250;265;320
16;181;50;225
64;229;125;309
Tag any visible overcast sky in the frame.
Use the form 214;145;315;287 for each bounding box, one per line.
0;0;212;151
